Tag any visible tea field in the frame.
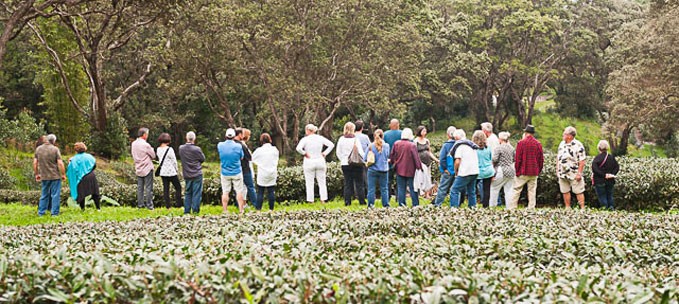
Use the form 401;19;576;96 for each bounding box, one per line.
1;207;677;303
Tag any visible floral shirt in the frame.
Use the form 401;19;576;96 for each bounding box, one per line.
557;139;586;180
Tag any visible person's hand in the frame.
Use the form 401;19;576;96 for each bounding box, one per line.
35;174;41;182
305;153;311;159
575;173;582;181
62;174;67;181
605;173;615;179
443;169;449;175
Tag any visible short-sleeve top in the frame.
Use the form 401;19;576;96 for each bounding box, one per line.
557;139;586;180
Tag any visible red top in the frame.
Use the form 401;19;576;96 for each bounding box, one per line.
389;140;422;177
514;135;544;177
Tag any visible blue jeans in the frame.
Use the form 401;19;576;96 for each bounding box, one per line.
257;185;276;210
396;175;418;207
367;170;389;208
595;183;615;210
38;179;61;216
449;174;478;208
184;175;203;214
243;171;258;206
433;172;455;207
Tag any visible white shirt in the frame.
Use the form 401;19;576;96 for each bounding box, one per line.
487;133;500;155
296;134;335;159
454;144;480;177
156;146;178;177
252;143;279;187
336;136;365;166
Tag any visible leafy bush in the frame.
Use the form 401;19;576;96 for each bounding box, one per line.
0;170;16;189
0;208;676;302
90;112;129;159
0;108;46;151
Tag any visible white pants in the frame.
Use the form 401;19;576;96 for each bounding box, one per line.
303;158;328;202
489;176;514;208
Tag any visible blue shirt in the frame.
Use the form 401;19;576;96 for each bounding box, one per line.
383;130;402;149
218;140;244;176
364;143;390;172
476;147;495;179
438;140;455;174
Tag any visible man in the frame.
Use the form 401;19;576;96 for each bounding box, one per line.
481;122;500;153
557;126;587;209
33;134;66;216
355;120;371;152
178;131;206;214
218;128;246;214
433;126;456;207
131;127;156;210
508;125;544;210
449;129;479;208
235;128;257;207
383;119;402;195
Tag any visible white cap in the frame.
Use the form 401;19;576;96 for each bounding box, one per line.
225;128;236;139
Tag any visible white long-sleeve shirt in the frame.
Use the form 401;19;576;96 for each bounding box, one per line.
156;146;178;177
296;134;334;159
336;136;365;166
251;143;280;187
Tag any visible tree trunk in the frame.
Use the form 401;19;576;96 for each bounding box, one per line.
614;125;633;156
88;55;108;132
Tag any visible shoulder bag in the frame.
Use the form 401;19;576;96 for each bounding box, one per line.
155;148;170;177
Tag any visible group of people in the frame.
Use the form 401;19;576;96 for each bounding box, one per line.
31;119;621;217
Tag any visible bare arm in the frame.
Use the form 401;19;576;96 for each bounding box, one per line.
33;158;40;182
454;159;461;177
58;159;66;180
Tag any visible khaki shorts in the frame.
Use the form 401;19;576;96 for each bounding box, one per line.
221;174;246;195
558;177;585;194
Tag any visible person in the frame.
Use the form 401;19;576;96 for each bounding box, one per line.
591;140;620;210
336;122;366;206
131;128;156;210
449;129;479;208
481;122;500;153
252;133;279;211
557;126;587;209
364;129;390;208
33;134;66;216
66;142;101;210
355;120;371;153
489;132;515;208
508;125;544;210
157;133;182;209
414;126;438;199
178;131;205;214
35;135;46;148
433;126;457;207
218;128;246;214
383;119;402;195
235;128;258;208
296;124;335;203
473;130;495;208
390;128;422;207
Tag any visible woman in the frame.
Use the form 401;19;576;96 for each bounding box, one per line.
592;140;620;210
296;124;335;203
157;133;182;208
364;129;390;208
414;126;438;199
389;128;422;207
252;133;279;211
489;132;514;207
336;122;366;206
472;130;495;208
66;142;101;210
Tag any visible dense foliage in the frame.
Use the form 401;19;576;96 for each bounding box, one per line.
0;208;677;302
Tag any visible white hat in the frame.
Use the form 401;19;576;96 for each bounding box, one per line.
225;128;236;139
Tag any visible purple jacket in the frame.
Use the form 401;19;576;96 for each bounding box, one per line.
390;139;422;177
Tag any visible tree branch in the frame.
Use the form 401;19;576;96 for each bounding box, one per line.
112;62;152;110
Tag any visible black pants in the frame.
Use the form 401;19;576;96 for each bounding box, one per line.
480;177;492;208
78;194;101;210
162;175;182;208
341;165;366;206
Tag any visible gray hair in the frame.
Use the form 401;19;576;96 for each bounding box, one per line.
46;134;57;144
498;131;510;141
563;126;577;137
138;127;149;138
481;122;493;133
446;126;457;138
598;140;610;152
186;131;196;143
401;128;414;140
305;124;318;133
453;129;466;140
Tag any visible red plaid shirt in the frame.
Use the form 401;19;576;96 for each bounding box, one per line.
515;135;544;176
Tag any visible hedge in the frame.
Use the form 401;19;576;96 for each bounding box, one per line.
1;156;677;211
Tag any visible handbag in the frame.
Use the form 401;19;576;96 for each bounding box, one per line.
365;144;376;167
155;148;169;177
348;138;365;167
590;153;608;185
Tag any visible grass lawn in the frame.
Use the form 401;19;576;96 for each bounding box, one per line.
0;197;433;226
